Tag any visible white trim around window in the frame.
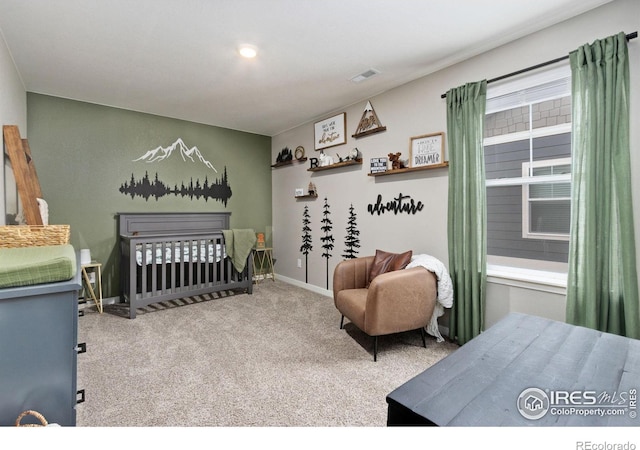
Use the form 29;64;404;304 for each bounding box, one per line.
487;255;567;294
521;157;572;241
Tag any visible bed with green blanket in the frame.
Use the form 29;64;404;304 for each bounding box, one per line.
0;244;77;289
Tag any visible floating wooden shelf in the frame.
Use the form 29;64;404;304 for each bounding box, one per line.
352;126;386;139
368;162;449;176
308;159;362;172
271;157;307;168
294;194;318;200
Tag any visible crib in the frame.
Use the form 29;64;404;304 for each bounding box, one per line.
118;212;253;319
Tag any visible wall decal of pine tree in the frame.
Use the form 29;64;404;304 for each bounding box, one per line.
300;205;313;283
320;197;335;289
342;203;360;259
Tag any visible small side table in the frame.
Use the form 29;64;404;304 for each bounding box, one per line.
81;262;103;313
252;248;275;283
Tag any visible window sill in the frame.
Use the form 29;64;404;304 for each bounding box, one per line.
487;264;567;295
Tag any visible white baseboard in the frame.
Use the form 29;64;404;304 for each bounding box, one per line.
274;273;333;298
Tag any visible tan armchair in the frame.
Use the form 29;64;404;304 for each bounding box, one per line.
333;255;438;361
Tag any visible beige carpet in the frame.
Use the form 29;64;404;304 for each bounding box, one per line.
76;280;458;427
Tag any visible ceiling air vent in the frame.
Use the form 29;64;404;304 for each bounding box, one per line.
350;68;380;83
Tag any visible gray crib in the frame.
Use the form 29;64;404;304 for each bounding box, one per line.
118;212;253;319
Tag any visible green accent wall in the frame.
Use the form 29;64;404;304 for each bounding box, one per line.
26;93;272;298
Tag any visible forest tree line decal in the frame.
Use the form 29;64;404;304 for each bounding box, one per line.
119;138;231;205
119;169;231;205
300;200;361;288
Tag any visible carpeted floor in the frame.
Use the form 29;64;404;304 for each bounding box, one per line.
76;280;458;427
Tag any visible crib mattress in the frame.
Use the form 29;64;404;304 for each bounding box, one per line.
0;244;77;288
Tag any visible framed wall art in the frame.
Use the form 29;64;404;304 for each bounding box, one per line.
314;113;346;151
409;132;445;168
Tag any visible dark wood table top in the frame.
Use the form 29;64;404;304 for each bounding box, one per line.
386;313;639;426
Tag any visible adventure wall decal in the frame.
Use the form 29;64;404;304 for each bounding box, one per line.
119;138;231;205
367;193;424;216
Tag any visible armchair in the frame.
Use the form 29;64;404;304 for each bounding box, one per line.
333;255;437;361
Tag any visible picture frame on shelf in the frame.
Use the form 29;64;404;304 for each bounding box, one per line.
370;157;388;174
314;112;346;151
409;132;445;168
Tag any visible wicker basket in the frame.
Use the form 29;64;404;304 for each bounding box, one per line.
0;225;70;248
15;410;49;427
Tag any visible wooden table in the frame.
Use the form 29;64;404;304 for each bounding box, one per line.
386;313;639;426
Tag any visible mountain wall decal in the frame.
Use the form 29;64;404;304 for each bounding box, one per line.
133;138;218;172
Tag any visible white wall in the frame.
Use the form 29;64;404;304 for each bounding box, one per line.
0;27;27;225
272;0;640;329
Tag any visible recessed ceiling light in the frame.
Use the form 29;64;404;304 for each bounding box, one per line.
238;44;258;59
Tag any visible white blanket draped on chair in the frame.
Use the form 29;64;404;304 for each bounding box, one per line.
405;254;454;343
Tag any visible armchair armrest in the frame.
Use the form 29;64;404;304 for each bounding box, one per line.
332;256;374;299
364;267;437;336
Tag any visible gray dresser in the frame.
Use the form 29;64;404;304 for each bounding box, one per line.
0;270;82;426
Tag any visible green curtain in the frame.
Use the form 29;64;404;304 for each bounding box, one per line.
566;32;640;338
446;80;487;345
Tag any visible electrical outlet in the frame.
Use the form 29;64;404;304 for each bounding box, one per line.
297;259;302;268
89;272;96;283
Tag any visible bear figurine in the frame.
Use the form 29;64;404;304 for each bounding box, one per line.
388;152;404;170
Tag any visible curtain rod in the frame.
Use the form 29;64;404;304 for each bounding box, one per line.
440;31;637;99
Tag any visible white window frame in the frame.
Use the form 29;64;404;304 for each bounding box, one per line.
484;64;572;289
521;157;572;241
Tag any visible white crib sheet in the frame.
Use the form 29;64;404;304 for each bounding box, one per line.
136;243;226;266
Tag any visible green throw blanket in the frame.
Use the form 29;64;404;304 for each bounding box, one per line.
222;229;256;273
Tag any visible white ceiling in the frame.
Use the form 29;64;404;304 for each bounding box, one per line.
0;0;612;137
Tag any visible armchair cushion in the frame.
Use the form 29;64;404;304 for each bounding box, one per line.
368;249;412;285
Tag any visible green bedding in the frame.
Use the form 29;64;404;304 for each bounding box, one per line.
0;244;77;288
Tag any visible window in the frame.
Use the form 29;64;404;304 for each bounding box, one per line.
484;65;572;273
521;157;571;240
